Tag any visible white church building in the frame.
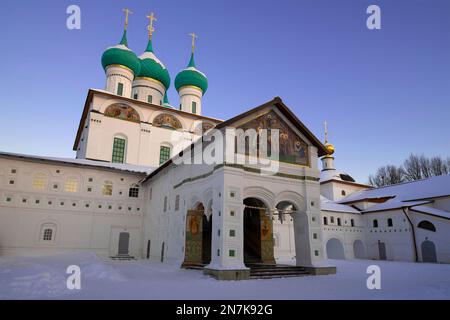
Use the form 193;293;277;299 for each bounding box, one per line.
0;12;449;280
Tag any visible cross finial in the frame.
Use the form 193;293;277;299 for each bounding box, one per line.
324;121;329;144
189;33;198;52
146;12;157;39
122;8;133;30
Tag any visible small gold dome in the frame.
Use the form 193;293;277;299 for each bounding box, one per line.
325;143;335;155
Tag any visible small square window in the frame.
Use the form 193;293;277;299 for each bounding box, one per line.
9;180;15;185
229;250;235;257
108;205;112;210
72;203;76;207
128;207;132;211
230;191;235;198
85;204;90;208
35;199;40;204
118;206;122;210
6;197;12;202
60;202;65;206
230;210;235;217
313;233;317;239
229;230;236;237
315;250;319;256
87;187;93;192
137;208;140;211
53;184;59;190
22;198;27;203
98;205;102;209
11;169;17;174
48;201;52;205
88;178;93;182
56;169;60;174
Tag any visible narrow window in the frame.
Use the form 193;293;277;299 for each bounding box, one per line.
133;93;138;100
175;195;180;211
192;101;197;114
330;216;335;224
102;181;113;196
373;219;378;228
128;184;139;198
341;190;346;196
387;218;393;227
117;83;124;96
351;219;355;227
159;146;171;164
337;218;342;226
164;196;167;212
323;217;328;225
147;95;153;103
112;137;126;163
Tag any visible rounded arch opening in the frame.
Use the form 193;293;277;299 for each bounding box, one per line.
326;238;345;260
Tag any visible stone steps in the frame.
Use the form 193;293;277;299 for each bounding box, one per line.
110;255;136;261
248;264;311;279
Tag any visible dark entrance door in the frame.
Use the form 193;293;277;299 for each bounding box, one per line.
202;215;212;264
421;240;437;263
118;232;130;255
244;207;262;264
378;241;387;260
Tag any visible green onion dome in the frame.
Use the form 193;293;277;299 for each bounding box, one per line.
137;39;171;89
101;30;141;75
175;53;208;94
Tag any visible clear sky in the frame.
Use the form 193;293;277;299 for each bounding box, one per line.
1;0;449;182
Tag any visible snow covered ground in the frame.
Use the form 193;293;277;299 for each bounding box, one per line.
0;252;449;300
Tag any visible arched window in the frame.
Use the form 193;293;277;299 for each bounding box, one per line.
153;114;182;130
337;218;342;226
65;178;78;193
387;218;393;227
159;145;171;164
163;196;168;212
192;101;197;114
351;219;355;227
373;219;378;228
330;216;335;224
112;137;126;163
323;217;328;225
102;181;113;196
418;220;436;232
341;190;346;196
129;184;139;198
33;173;48;190
40;223;56;243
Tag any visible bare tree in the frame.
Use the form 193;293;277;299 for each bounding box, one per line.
430;156;448;176
419;155;432;178
368;165;404;187
403;154;423;181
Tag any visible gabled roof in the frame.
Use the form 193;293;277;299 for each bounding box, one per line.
215;97;330;157
338;174;450;204
142;97;330;184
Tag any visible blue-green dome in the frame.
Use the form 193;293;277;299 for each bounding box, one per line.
175;53;208;94
137;40;170;89
101;30;140;75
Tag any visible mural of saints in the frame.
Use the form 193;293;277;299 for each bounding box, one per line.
153;113;183;130
238;110;309;166
104;104;140;123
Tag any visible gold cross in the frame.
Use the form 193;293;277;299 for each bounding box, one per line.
146;12;157;38
123;8;133;30
189;33;198;52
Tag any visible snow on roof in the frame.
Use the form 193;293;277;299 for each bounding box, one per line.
361;200;432;213
410;205;450;220
320;196;360;214
338;174;450;204
0;151;155;175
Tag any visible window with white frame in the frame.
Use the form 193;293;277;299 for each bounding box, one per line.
40;223;56;243
129;184;139;198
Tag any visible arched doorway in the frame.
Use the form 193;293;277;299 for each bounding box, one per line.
326;238;345;260
421;240;437;263
243;198;275;265
353;240;366;259
182;202;213;267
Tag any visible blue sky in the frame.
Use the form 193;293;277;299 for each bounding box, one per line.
1;0;449;182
